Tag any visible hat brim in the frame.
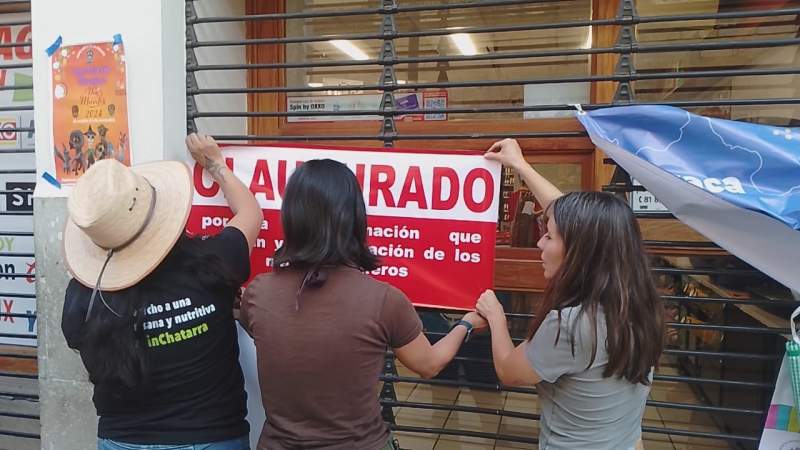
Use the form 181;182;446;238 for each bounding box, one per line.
64;161;193;291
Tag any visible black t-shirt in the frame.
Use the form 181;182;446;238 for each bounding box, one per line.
62;227;250;444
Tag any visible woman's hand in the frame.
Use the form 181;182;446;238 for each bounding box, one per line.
484;138;527;171
186;133;224;174
462;311;488;330
186;132;261;250
476;289;507;327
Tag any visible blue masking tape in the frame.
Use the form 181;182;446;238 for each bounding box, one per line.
45;36;62;57
113;34;122;45
42;172;61;189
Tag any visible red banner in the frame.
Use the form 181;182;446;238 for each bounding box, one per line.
187;144;501;311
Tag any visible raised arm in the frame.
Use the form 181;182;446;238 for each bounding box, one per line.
484;138;562;210
186;133;262;251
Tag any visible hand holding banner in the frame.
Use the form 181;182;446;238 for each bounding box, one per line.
188;144;501;311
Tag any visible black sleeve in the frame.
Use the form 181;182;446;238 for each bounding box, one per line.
199;227;251;284
61;279;91;350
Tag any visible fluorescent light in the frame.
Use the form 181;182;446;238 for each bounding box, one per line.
397;80;407;85
330;40;369;61
449;33;477;56
308;82;324;88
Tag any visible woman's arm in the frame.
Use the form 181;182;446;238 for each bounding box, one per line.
484;138;563;211
186;133;262;251
476;290;542;386
394;312;487;379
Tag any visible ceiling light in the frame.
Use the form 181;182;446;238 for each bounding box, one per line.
449;33;477;56
308;82;324;88
330;40;369;61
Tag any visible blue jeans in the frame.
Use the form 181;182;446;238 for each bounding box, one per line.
98;435;250;450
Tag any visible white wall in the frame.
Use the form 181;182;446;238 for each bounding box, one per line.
31;0;186;197
31;2;187;448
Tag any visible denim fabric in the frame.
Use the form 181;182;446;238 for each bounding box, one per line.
97;435;250;450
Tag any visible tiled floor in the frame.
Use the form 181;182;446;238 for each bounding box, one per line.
387;360;733;450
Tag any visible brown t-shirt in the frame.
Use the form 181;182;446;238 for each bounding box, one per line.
241;266;422;450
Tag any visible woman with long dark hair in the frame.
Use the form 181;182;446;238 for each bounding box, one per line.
61;134;262;450
476;139;665;450
241;159;487;450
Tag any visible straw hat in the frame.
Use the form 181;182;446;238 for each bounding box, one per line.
64;159;192;291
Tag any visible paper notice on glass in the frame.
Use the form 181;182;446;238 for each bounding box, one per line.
524;82;590;119
286;91;447;123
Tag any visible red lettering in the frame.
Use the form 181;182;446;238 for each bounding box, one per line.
278;160;305;197
25;262;34;284
193;164;216;197
432;167;459;210
463;168;494;212
250;159;275;201
0;27;12;61
355;164;366;191
2;299;13;323
15;26;31;60
193;158;233;197
397;166;428;209
369;164;396;207
277;160;289;198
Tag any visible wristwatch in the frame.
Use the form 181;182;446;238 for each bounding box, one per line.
453;319;474;342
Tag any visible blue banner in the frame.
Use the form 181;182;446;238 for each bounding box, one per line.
577;105;800;230
577;105;800;291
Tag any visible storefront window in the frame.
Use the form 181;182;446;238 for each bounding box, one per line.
283;0;592;122
498;162;582;247
635;0;800;126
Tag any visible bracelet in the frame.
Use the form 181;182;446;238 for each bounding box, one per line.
453;319;474;342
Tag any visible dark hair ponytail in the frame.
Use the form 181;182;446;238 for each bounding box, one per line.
79;234;241;390
275;159;379;272
80;285;150;390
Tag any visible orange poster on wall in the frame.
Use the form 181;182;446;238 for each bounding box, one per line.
51;36;130;184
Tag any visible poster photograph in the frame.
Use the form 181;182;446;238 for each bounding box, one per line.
50;36;131;184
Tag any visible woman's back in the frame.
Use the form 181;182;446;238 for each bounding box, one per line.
62;228;251;444
242;266;421;450
528;305;649;450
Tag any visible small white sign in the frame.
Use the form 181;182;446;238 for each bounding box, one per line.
286;91;447;123
523;82;590;119
630;179;669;212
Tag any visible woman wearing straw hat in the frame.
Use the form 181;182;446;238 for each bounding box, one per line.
61;133;262;450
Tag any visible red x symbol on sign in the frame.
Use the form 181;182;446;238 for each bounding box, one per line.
2;299;14;323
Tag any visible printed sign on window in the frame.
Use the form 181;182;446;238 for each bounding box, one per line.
0;13;35;347
286;91;448;123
